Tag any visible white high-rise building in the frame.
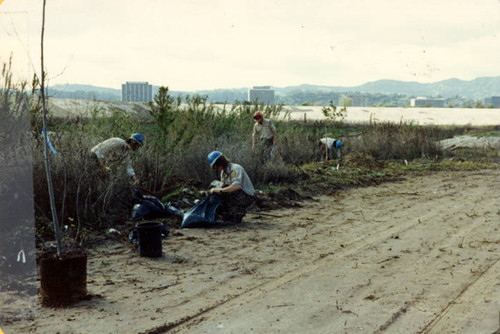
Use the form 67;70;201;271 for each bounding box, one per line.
122;81;153;102
248;86;274;105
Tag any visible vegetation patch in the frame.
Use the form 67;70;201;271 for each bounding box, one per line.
1;60;499;250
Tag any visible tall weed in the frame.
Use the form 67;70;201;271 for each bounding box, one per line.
346;121;447;160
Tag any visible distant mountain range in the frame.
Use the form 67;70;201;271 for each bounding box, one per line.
48;76;500;106
346;77;500;98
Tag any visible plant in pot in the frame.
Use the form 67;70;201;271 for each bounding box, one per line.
37;0;87;307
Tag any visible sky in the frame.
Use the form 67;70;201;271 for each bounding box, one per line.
1;0;499;91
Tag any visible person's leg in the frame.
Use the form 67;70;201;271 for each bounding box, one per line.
260;138;273;161
89;152;107;180
217;190;255;223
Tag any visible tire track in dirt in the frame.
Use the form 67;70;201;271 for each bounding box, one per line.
146;206;431;333
419;258;500;333
5;170;498;334
366;170;500;333
371;211;499;333
161;169;500;333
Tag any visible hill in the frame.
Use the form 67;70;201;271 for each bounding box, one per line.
353;76;500;98
48;84;123;101
48;76;500;106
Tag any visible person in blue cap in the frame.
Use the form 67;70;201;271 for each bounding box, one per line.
207;151;255;223
318;137;343;160
91;133;144;185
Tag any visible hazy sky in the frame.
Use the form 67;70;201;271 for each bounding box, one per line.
1;0;499;91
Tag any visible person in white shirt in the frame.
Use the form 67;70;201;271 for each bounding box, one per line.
207;151;255;223
318;137;343;160
252;111;277;161
90;133;144;185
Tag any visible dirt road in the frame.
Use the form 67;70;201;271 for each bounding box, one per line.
3;169;499;334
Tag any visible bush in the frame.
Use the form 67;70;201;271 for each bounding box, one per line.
28;86;460;242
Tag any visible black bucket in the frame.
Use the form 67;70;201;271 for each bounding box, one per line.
137;222;163;257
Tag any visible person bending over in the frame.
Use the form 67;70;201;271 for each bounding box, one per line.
90;133;144;185
318;137;342;160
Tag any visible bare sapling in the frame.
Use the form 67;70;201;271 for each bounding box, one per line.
40;0;63;256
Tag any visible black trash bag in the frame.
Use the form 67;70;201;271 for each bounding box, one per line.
165;203;184;218
181;194;222;228
131;195;166;221
131;188;183;221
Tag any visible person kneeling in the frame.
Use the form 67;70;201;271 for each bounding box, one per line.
207;151;255;223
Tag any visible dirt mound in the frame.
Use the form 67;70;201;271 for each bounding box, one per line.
342;152;385;169
254;187;309;210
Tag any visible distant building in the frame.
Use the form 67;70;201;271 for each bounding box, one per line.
248;86;275;105
410;97;445;108
484;96;500;108
349;95;370;107
122;81;153;102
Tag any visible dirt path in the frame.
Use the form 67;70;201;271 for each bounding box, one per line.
3;169;500;334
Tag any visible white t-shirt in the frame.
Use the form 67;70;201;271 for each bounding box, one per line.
91;138;135;176
319;137;337;149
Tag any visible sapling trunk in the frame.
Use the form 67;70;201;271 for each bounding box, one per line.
40;0;63;256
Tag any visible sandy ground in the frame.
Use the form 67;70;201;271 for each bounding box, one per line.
281;106;500;126
48;99;151;118
2;168;499;334
48;99;500;126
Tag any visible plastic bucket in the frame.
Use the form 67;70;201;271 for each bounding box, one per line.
137;222;163;257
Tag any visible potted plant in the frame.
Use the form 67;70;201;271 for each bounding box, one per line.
37;0;87;307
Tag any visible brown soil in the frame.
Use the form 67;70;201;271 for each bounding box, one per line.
341;151;385;169
1;169;499;333
38;249;88;307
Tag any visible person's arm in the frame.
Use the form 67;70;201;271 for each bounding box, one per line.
252;124;257;149
209;183;240;194
125;153;140;185
96;157;108;169
209;166;243;194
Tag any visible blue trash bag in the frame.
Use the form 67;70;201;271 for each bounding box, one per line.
181;194;222;228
